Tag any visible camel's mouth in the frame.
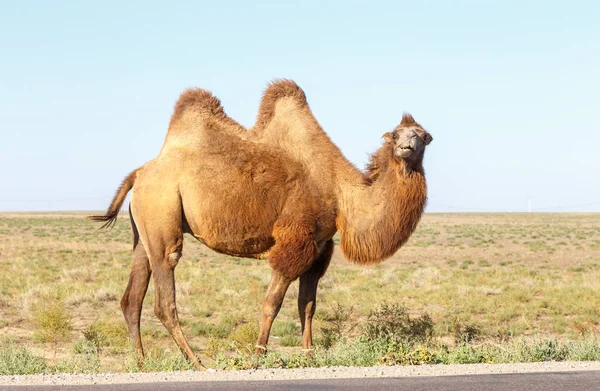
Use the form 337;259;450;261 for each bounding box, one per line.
396;146;415;159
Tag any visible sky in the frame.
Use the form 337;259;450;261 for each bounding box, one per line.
1;0;598;212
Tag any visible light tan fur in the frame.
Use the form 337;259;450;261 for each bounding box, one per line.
88;79;433;369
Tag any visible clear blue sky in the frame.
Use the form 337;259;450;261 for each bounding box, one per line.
1;1;598;212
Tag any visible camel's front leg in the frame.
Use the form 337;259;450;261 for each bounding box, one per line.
256;220;318;354
255;270;292;354
298;239;334;351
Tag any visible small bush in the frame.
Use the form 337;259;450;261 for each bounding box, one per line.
452;320;481;344
0;345;47;375
502;337;568;362
214;352;258;370
440;343;495;364
379;345;438;365
31;298;73;344
319;328;339;350
83;320;129;350
205;336;224;360
72;339;98;355
229;322;259;354
319;303;356;348
567;335;600;361
363;303;434;345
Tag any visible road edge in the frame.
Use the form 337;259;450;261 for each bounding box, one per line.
2;361;600;386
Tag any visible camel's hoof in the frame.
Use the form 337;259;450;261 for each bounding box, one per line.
302;348;314;358
255;345;268;356
192;360;207;371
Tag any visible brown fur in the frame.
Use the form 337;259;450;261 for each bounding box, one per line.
363;143;393;185
338;159;427;264
254;79;308;130
171;88;224;123
168;88;245;136
89;79;432;367
400;112;420;127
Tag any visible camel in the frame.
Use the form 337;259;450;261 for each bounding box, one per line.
88;80;433;369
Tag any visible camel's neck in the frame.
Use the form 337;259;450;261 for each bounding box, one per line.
335;146;427;265
247;97;427;262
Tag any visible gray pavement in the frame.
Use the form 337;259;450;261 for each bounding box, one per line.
3;371;600;391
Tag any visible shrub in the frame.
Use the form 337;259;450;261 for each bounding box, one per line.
82;320;129;351
0;345;47;375
205;336;224;360
452;319;481;344
440;343;495;364
319;303;356;349
502;337;568;362
379;345;438;365
31;298;73;345
566;335;600;361
363;302;434;345
229;321;259;354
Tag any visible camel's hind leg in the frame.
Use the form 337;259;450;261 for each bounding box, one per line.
298;239;334;350
150;253;203;369
132;200;203;370
121;207;151;361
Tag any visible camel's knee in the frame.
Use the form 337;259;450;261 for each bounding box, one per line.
121;296;142;325
164;240;183;268
154;302;167;323
262;300;284;321
154;301;178;327
120;295;130;315
167;251;181;268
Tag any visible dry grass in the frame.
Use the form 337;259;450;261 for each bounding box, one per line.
0;212;599;372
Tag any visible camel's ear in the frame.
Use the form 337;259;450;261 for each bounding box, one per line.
382;132;394;143
422;133;433;145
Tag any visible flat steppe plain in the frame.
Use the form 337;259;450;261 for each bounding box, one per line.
0;212;598;373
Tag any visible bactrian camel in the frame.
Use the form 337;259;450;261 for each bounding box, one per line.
89;80;433;369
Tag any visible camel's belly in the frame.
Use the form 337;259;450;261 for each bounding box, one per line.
192;231;274;259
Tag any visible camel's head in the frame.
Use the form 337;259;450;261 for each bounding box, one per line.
383;113;432;166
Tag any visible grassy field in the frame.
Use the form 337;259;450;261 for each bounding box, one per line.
0;212;599;374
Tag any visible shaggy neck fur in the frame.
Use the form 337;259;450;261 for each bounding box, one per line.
335;143;427;265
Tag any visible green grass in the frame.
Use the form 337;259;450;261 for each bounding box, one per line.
0;212;599;373
0;344;47;375
214;334;600;370
31;294;73;344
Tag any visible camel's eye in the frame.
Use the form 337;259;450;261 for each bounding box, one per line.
392;133;397;141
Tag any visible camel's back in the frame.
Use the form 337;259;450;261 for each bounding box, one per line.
132;85;339;256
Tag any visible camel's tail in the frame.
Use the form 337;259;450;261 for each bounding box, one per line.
87;168;139;229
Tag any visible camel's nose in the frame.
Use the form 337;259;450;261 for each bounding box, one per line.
398;130;418;149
